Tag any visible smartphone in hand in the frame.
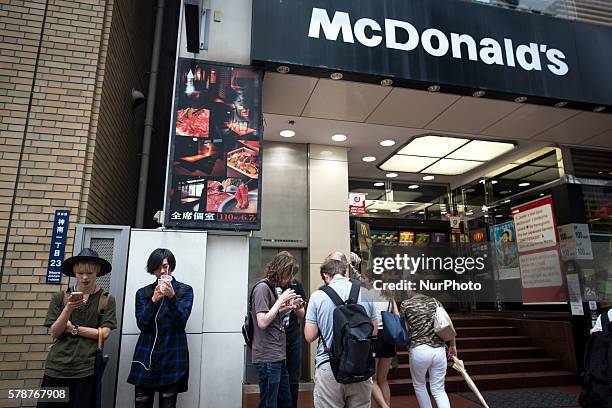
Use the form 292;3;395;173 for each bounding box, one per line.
69;292;83;302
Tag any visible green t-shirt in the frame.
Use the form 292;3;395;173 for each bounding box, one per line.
43;289;117;378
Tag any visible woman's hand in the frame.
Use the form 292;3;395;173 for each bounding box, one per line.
64;320;74;334
63;298;84;313
447;344;458;360
159;282;175;299
152;284;164;303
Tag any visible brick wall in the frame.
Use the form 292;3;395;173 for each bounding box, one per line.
0;0;153;405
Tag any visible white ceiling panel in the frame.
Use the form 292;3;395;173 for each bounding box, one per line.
262;73;319;116
366;88;460;128
426;97;520;134
581;130;612;148
379;155;438;173
301;79;392;122
534;112;612;143
482;105;580;140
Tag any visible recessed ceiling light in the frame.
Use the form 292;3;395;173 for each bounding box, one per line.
514;96;527;103
374;182;384;187
398;135;470;158
422;175;435;181
466;211;474;215
380;139;396;147
369;209;379;213
472;90;486;97
330;72;343;80
539;193;544;196
491;180;498;184
593;106;606;112
362;156;376;162
518;182;530;187
465;188;476;193
386;173;398;178
427;85;440;92
503;199;511;203
447;140;515;161
554;101;568;108
332;134;347;142
418;211;425;214
495;214;503;218
380;78;393;86
390;209;400;213
409;184;419;189
279;129;295;138
276;65;290;74
192;137;198;141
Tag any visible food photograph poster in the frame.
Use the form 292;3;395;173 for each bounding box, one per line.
165;59;263;230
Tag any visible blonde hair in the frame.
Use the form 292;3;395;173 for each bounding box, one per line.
264;251;297;287
73;261;101;275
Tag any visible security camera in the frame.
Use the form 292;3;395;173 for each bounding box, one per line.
131;88;145;108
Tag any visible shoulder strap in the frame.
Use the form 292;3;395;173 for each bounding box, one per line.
602;309;610;333
249;279;277;311
347;279;361;304
98;289;109;315
320;284;345;307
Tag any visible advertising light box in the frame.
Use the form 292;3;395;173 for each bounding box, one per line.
165;60;263;230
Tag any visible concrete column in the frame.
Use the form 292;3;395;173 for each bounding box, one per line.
307;144;350;378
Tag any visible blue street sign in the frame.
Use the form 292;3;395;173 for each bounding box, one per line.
46;210;70;284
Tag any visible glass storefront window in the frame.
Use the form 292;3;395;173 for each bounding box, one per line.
464;0;612;28
348;179;450;220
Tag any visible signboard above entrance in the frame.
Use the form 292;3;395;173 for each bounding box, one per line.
252;0;612;108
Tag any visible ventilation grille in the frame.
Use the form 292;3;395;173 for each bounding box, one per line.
90;238;114;291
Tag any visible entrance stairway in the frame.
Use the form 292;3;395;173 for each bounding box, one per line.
389;316;578;394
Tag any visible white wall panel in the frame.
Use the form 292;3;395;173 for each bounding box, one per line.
122;230;207;335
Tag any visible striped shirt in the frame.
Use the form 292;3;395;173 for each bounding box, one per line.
400;294;445;349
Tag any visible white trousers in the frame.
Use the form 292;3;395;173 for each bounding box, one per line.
409;344;451;408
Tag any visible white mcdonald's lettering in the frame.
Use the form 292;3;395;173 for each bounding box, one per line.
307;8;569;76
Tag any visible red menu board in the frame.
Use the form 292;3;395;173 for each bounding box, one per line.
165;60;263;230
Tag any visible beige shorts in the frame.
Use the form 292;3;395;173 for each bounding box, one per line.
313;362;373;408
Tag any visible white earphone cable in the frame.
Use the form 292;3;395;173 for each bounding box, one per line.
131;297;164;371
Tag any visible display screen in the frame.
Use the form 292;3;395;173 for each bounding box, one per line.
165;60;263;230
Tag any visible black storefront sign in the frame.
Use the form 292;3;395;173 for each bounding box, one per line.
165;59;263;230
252;0;612;108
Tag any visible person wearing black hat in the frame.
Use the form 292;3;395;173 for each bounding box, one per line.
38;248;117;408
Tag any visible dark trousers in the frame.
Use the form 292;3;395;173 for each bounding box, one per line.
285;335;302;408
134;386;178;408
37;374;96;408
254;360;291;408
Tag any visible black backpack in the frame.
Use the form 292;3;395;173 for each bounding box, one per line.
242;279;277;348
319;279;375;384
579;310;612;408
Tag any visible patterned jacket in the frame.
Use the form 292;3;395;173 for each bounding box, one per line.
128;278;193;387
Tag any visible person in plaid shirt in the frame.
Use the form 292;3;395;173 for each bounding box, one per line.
128;248;193;408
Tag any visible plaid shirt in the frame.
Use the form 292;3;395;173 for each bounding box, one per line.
127;278;193;388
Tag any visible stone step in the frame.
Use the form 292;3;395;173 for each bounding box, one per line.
389;371;578;395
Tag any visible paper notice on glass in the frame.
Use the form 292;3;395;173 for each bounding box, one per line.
566;274;584;315
570;302;584;315
558;223;594;261
518;249;563;289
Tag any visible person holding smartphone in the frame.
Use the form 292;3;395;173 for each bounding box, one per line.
128;248;193;408
283;272;307;408
38;248;117;408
